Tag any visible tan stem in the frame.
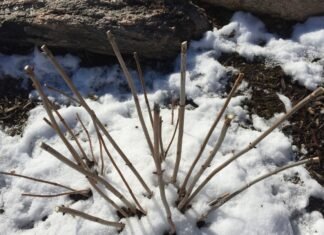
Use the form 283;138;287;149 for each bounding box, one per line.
41;142;136;212
180;87;324;210
21;189;90;198
164;118;179;158
40;45;152;197
55;206;125;229
0;171;79;193
133;52;154;128
153;104;176;234
99;132;147;214
178;115;233;209
172;41;187;184
201;157;320;220
107;31;154;156
179;73;244;196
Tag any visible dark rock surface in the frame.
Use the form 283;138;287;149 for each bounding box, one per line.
199;0;324;21
0;0;211;59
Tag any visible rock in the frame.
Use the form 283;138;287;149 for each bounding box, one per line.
199;0;324;21
0;0;210;59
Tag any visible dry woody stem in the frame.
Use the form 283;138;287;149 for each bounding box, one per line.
22;189;90;198
40;45;152;197
134;52;154;128
0;171;81;193
179;87;324;210
201;157;320;220
56;206;125;229
153;104;176;234
172;41;187;184
178;114;234;209
179;73;244;196
107;31;154;156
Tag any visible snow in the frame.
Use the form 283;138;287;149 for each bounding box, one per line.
0;11;324;235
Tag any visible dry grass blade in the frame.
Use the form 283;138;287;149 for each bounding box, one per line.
45;84;80;105
201;157;320;220
134;52;154;128
172;41;187;184
179;73;244;196
164;118;179;158
40;45;152;197
180;87;324;209
56;206;125;229
153;104;176;234
107;31;154;156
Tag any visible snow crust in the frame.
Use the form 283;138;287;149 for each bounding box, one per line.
0;12;323;235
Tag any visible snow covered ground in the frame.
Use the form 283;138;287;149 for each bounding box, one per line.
0;12;323;235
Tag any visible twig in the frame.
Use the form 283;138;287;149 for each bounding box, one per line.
201;157;320;220
178;115;233;209
153;104;176;234
164;118;179;159
107;31;154;156
172;41;187;184
41;45;152;197
171;98;176;125
133;52;154;128
89;179;129;218
179;87;324;210
21;189;90;198
41;142;136;213
98;132;147;214
159;116;165;161
56;206;125;229
0;171;79;193
76;114;97;165
45;84;80;105
179;73;244;196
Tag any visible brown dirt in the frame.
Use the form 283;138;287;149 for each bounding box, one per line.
0;76;37;136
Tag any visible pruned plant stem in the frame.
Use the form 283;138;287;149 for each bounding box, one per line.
153;104;176;234
25;66;84;167
40;45;152;197
76;114;97;165
200;157;320;220
171;41;187;184
178;115;233;209
107;32;154;156
41;142;136;213
159;116;165;161
45;84;80;105
164;118;179;158
98;133;147;214
89;179;129;218
0;171;80;193
179;87;324;210
21;189;90;198
56;206;125;229
179;73;244;196
133;52;154;128
46;103;91;166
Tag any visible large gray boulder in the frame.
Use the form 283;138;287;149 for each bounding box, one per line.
200;0;324;21
0;0;210;59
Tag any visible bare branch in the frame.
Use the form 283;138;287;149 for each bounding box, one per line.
107;31;154;156
133;52;154;128
21;189;90;198
180;87;324;209
172;41;187;184
179;73;244;196
40;45;152;197
153;104;176;234
56;206;125;229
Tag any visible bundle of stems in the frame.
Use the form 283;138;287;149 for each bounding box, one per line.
178;86;324;210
